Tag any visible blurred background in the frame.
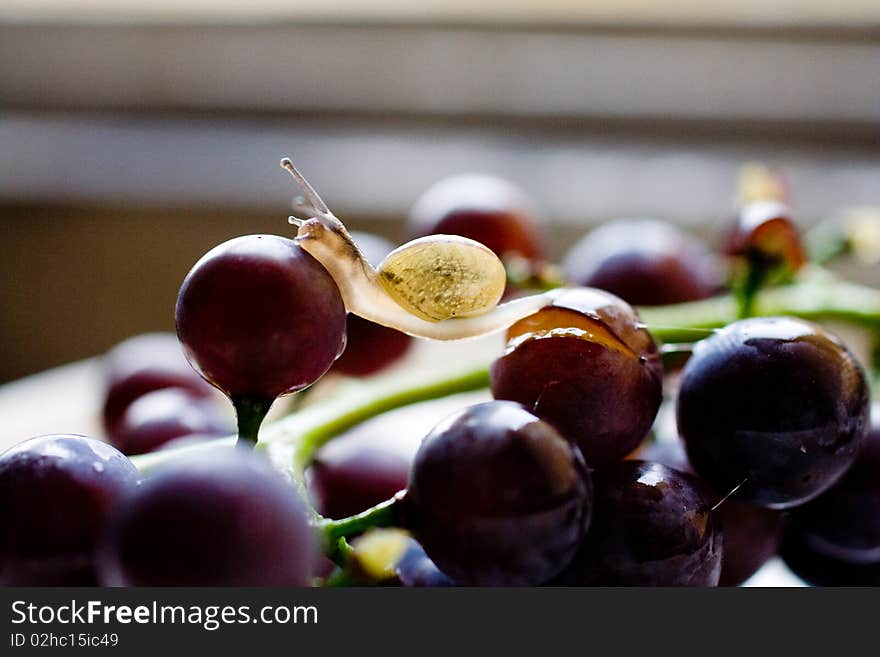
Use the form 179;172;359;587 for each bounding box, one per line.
1;1;879;384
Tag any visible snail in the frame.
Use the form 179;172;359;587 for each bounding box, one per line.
280;158;560;341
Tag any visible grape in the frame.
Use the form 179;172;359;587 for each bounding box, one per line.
334;315;412;377
308;392;488;519
175;234;347;401
102;332;216;436
490;287;663;466
100;450;314;586
716;499;785;586
637;440;784;586
781;403;880;584
308;431;414;520
307;423;424;518
554;460;722;586
562;219;722;306
0;435;139;585
331;232;412;376
405;401;592;585
677;317;869;509
111;388;231;455
781;534;880;586
394;538;455;587
406;174;545;262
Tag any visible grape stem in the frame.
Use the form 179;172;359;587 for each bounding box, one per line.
318;492;406;545
660;343;699;369
638;273;880;333
231;396;274;448
734;260;769;319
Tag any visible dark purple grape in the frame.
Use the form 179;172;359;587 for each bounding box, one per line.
394;539;455;587
781;403;880;584
111;388;231;455
490;287;663;467
716;501;786;586
677;317;869;509
332;232;412;376
637;440;784;586
780;533;880;586
0;435;139;585
175;234;346;401
308;392;487;519
405;401;592;586
555;460;722;586
562;219;722;306
333;315;413;377
309;433;414;521
407;174;545;262
102;332;216;437
100;450;314;586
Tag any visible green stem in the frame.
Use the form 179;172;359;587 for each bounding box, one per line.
284;367;490;478
735;261;769;319
660;343;697;370
318;493;406;545
325;537;355;569
232;396;274;448
638;276;880;334
323;565;362;587
642;326;716;343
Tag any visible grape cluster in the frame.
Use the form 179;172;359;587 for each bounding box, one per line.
1;163;877;587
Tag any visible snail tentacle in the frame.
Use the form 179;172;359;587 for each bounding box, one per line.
279;157;560;341
291;198;323;219
281;158;332;216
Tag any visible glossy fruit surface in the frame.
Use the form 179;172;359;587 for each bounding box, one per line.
175;235;347;400
678;317;869;509
562;219;721;306
490;287;663;466
101;450;314;586
783;402;880;576
555;460;722;586
406;174;545;262
637;439;784;586
102;332;215;436
111;388;231;455
0;435;139;585
394;538;455;587
406;401;592;585
332;232;412;376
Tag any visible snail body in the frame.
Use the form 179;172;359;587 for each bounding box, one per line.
281;158;558;341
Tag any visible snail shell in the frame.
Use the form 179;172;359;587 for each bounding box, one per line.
281;156;559;341
377;235;506;322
